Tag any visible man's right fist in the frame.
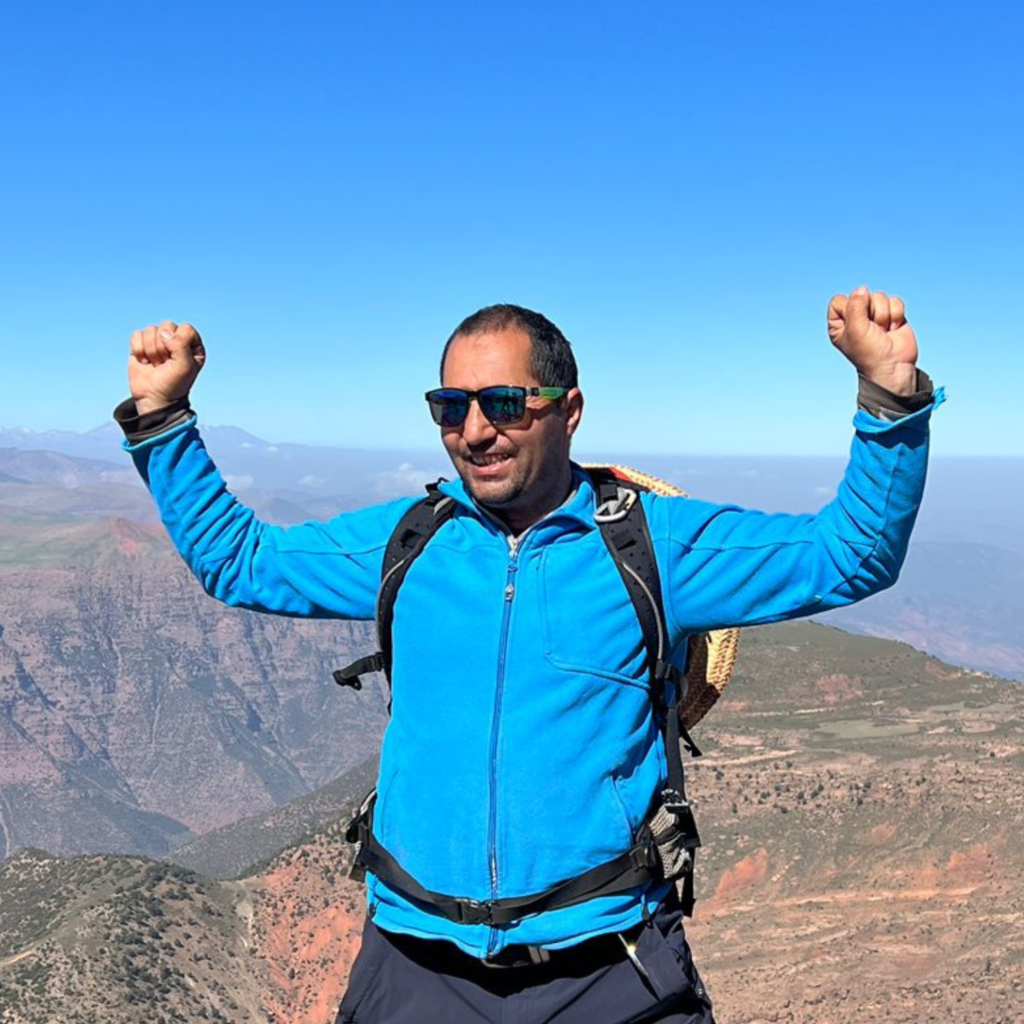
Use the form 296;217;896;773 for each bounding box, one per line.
129;321;206;415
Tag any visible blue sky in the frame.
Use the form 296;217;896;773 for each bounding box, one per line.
0;0;1020;455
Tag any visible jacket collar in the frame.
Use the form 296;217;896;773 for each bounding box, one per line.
437;462;599;535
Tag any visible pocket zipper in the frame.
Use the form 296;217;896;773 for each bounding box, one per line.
618;932;651;982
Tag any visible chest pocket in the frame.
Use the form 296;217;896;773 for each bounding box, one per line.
538;536;649;688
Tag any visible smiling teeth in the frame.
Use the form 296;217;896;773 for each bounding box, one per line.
470;453;512;466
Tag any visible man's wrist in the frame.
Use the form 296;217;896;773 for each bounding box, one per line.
113;396;194;442
857;370;934;422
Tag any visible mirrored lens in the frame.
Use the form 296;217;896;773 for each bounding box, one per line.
478;387;526;425
427;389;469;427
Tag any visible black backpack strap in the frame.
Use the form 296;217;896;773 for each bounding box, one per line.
589;468;702;914
333;481;456;696
375;482;456;684
347;792;664;926
591;469;666;695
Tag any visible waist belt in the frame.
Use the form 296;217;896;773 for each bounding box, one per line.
345;790;699;926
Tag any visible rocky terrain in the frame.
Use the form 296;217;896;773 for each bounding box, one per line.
2;622;1023;1023
168;755;379;880
0;547;387;861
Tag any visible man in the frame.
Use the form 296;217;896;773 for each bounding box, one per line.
115;287;939;1023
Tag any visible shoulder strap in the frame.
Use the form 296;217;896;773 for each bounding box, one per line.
589;467;702;913
332;481;455;698
590;468;666;686
376;483;456;685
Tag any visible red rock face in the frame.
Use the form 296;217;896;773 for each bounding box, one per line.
251;827;366;1024
713;848;769;899
815;673;864;704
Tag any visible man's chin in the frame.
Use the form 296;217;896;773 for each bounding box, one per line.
464;477;517;509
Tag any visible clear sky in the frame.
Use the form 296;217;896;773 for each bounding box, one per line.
0;0;1020;455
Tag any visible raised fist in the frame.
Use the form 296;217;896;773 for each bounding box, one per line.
828;286;919;396
129;321;206;415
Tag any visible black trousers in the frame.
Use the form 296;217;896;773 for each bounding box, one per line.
335;896;715;1024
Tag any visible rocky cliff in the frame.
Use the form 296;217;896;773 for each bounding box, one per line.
0;549;387;861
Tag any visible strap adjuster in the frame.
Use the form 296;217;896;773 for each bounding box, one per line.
594;485;638;524
661;788;690;815
629;834;659;872
333;652;385;690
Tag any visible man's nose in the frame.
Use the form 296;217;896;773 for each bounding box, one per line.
461;398;498;445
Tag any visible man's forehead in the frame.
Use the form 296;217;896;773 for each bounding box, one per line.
442;327;535;385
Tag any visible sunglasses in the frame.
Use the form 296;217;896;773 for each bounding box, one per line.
425;386;568;428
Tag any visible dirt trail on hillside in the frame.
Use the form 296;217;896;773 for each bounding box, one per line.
0;947;35;968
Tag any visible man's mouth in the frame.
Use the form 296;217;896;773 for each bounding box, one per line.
466;452;514;467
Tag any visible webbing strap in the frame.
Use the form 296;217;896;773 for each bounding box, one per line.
592;472;665;693
377;485;456;686
333;654;383;691
348;795;662;927
333;484;455;694
592;473;702;915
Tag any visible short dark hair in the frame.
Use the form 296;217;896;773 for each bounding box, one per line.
440;304;578;389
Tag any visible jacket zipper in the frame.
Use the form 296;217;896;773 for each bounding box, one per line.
487;534;520;953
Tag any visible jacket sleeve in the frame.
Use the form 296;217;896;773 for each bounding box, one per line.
648;396;942;639
125;417;417;620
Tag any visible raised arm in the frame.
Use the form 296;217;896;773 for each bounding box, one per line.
118;321;412;621
651;286;942;638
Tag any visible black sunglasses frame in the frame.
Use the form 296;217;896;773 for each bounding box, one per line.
424;385;568;428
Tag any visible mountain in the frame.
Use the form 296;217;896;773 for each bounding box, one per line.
2;622;1023;1024
0;448;138;488
168;755;379;880
0;554;387;862
0;810;367;1024
0;425;127;464
0;449;159;548
0;425;451;508
0;849;275;1023
817;540;1024;682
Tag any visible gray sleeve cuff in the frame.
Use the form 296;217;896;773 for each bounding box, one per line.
113;397;194;442
857;370;935;422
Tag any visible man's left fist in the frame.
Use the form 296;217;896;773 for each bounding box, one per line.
828;286;920;396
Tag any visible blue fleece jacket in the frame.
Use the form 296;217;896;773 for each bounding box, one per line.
125;397;939;957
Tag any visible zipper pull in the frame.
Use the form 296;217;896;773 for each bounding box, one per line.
504;583;515;601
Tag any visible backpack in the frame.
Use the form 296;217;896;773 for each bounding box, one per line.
333;467;726;922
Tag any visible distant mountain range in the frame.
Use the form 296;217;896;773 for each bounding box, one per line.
5;422;1021;548
2;623;1023;1024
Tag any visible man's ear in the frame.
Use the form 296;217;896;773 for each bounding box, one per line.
564;388;584;439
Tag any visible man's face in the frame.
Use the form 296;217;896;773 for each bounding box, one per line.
439;327;583;532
